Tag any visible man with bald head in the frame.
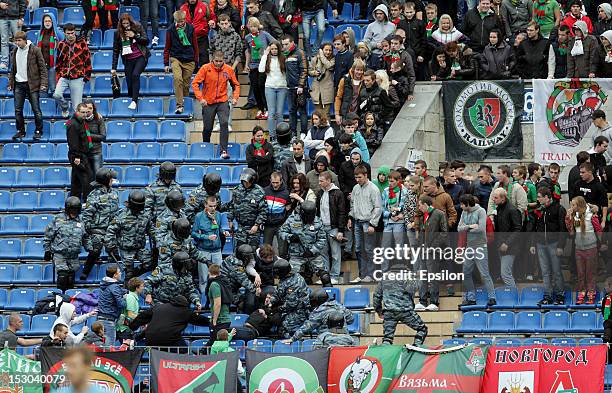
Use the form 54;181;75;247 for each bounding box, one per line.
491;188;522;288
0;313;42;352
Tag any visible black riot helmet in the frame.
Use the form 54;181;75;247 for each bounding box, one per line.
300;201;317;224
95;167;118;187
172;218;191;240
172;251;194;273
273;259;291;279
327;311;346;329
310;288;330;308
276;122;292;145
239;168;258;187
64;196;82;217
204;172;222;195
236;244;255;266
165;190;185;212
159;161;177;183
127;190;146;213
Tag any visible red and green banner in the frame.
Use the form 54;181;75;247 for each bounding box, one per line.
150;349;238;393
246;348;329;393
389;344;489;393
0;348;43;393
327;345;405;393
481;345;606;393
40;347;143;393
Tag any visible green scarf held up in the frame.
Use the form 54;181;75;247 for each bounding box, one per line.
176;26;190;46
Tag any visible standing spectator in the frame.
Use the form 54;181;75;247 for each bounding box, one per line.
552;24;570;78
595;3;612;35
461;0;502;53
324;137;345;174
206;264;232;348
491;188;522;289
212;0;242;32
590;136;608;177
361;112;383;156
82;0;105;39
572;162;609;222
192;50;241;159
445;41;478;80
309;43;335;118
507;0;534;34
302;111;335;160
397;2;426;76
567;20;599;78
334;59;366;126
259;42;287;137
516;21;555;79
66;104;94;200
36;13;63;98
402;175;421;247
363;5;397;67
0;314;42;351
532;0;561;38
298;0;334;59
97;264;126;347
441;167;464;215
116;277;144;341
288;173;317;214
316;171;346;284
424;3;439;39
480;29;515;79
181;0;214;66
0;0;25;71
82;100;106;178
139;0;161;47
491;0;514;38
348;165;382;283
164;10;199;115
333;35;353;90
263;172;290;254
276;0;299;44
306;155;339;194
431;14;464;46
281;139;312;185
568;152;590;202
245;17;274;120
53;24;92;118
600;30;612;77
339;148;371;203
245;0;283;38
381;171;407;272
417;176;457;232
282;34;309;137
246;126;275;187
387;35;416;98
111;14;150;110
592;109;612;164
540;162;562;202
561;0;594;35
9;31;46;141
487;165;528;218
358;70;395;132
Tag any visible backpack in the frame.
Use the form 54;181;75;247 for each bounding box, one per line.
33;293;70;316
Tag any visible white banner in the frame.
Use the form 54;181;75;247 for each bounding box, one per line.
533;79;611;165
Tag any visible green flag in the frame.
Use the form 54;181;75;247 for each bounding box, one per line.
0;347;43;393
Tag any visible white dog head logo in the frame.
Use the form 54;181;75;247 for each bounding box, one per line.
347;356;377;391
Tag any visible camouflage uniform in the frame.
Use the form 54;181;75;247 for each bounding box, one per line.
292;299;354;340
313;330;360;348
157;232;211;276
144;179;183;221
153;207;187;244
220;255;257;304
279;214;328;275
272;141;293;172
184;187;222;223
105;208;154;276
225;184;266;249
44;214;88;273
81;185;119;255
373;278;428;345
144;270;201;306
270;272;310;338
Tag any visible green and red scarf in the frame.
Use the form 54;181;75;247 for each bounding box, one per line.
558;40;569;55
550;179;561;200
604;294;612;320
388;184;402;206
250;32;263;61
38;31;55;67
252;139;266;156
421;206;435;230
425;18;437;38
176;25;191;46
104;0;119;10
90;0;99;11
533;0;549;25
84;122;93;150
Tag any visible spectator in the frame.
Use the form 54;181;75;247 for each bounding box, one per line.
592;109;612;164
36;13;63;98
373;166;390;192
82;0;114;39
324;137;345;174
387;35;416;97
139;0;161;46
361;112;383;156
281;34;309;137
309;43;335;118
245;0;283;38
245;17;274;120
402;175;421;247
480;29;515;79
442;167;464;215
571;162;609;222
164;10;199;115
429;46;451;80
424;3;439;39
590;135;608;177
567;20;599;78
335;59;366;126
0;0;24;71
66;104;94;200
461;0;502;53
53;24;92;118
333;34;354;90
307;155;340;194
458;194;496;307
276;0;299;44
303;111;335;160
246;126;275;187
445;41;478;80
600;30;612;77
358;70;395;132
83;321;106;348
516;21;555;81
380;170;407;271
532;0;561;38
0;313;42;351
375;69;402;124
490;188;522;289
397;2;426;71
212;0;241;32
51;302;95;346
298;0;335;59
339;148;371;201
42;324;69;348
595;4;612;35
487;165;528;218
259;42;287;137
514;164;538;211
8;31;46;142
262;172;290;256
288;173;317;213
506;0;533;34
205;264;232;348
414;159;428;178
97;264;126;347
181;0;214;66
490;0;514;38
431;14;464;46
316;171;346;284
82;99;106;178
116;277;144;340
540;162;562;202
364;4;397;67
552;24;570;78
451;160;472;194
417;176;457;230
561;0;593;35
568;152;591;201
192;50;241;159
341;116;370;162
281;139;312;186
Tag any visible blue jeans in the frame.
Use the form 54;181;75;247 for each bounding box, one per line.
41;67;57;98
381;221;405;272
139;0;160;37
536;242;564;299
87;153;103;178
302;9;326;59
463;246;496;301
53;77;85;113
0;19;18;65
354;220;376;279
264;87;287;140
14;82;43;133
99;318;117;348
500;254;516;288
287;88;308;136
197;250;222;293
322;225;342;279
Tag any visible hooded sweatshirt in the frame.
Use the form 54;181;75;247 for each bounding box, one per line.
306;155;339;194
363;5;397;52
567;20;599;78
457;204;488;246
595;4;612;35
50;303;89;346
561;10;594;36
373;165;390;192
37;13;64;68
339;148;372;196
98;276;127;320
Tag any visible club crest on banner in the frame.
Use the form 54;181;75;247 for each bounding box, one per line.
465;347;485;374
249;356;323;393
338;356;382;393
498;371;534;393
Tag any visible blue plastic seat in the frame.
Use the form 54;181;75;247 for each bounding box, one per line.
211;143;241;163
231;314;248;328
459;288;489;311
470;338;493;345
512;311;542;333
50;143;68;163
145;51;164;71
206;165;231;184
523;337;548;345
120;76;147;95
0;264;14;283
309;25;335;45
62;6;85;25
134;142;161;162
36;288;62;301
0;288;7;308
23;238;45;260
550;337;577;346
568;311;598;333
65;288;91;298
15;167;42;188
122;165;151;187
0;167;15;188
344;287;370;309
541;290;573;310
42;264;54;284
93;76;114;97
14;264;43;284
0;78;7;97
158;120;186;142
147;75;173;95
486;311;514;333
26;143;55;163
119;6;140;20
324;287;341;302
166;98;193;118
110;98;137;118
0;190;8;211
39;98;58;119
75;264;98;284
91;99;110;117
187;143;214;163
219;188;231;204
31;7;59;27
443;338;467;346
28;214;53;235
495;338;522;346
11;191;38;212
516;287;545;309
137;98;163;118
25;121;51;142
0;143;27;163
38;190;65;211
43;166;70;187
347;315;361;333
92;51;113;72
230;339;246;359
161;142;187;162
6;289;35;311
578;337;603;345
573;291;601;309
1;100;16;119
132;120;158;142
1;215;29;235
100;29;116;50
107;142;135;162
49;121;67;142
190;338;207;354
273;341;297;353
30;314;57;335
0;121;15;141
247;339;273;352
456;311;487;333
89;29;102;49
230;165;247;186
177;165;204;187
542;311;570;333
106;120;132;142
491;287;519;309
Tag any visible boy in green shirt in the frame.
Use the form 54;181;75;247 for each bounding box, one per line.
206;264;232;349
116;277;144;340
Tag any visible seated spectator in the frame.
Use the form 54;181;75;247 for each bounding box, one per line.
595;3;612;35
0;314;42;351
561;0;593;35
567;20;598;78
309;43;336;119
42;324;70;348
480;29;515;79
552;24;570;78
361;112;383;156
431;14;464;46
461;0;502;53
303;111;336;160
334;59;366;126
515;21;555;79
532;0;561;39
97;264;127;347
288;173;317;214
445;42;477;80
246;126;275;187
83;321;106;348
429;46;451;80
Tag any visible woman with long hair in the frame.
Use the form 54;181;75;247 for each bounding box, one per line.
82;99;106;179
37;13;64;97
374;69;400;133
244;17;275;120
288;173;316;214
360;112;383;156
302;110;335;160
403;175;422;247
431;14;464;46
335;58;366;126
323;137;344;174
245;126;274;187
111;13;150;110
258;41;287;139
309;42;335;118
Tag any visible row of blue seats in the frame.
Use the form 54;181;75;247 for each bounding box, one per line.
456;310;604;334
444;337;603;347
92;50;164;72
0;120;186;143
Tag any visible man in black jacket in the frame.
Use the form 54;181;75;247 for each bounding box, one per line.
568;151;591;201
66;103;93;201
516;21;554;79
461;0;502;53
246;0;283;39
316;171;346;285
491;188;522;289
572;162;609;225
590;135;609;179
281;140;312;186
357;70;394;130
338;148;372;201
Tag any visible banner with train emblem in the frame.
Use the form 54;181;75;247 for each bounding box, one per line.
246;349;329;393
533;79;611;165
480;345;606;393
443;80;524;161
327;345;405;393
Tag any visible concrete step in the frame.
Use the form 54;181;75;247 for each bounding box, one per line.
371;311;461;324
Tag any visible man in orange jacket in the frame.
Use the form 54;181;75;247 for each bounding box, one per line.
192;50;241;160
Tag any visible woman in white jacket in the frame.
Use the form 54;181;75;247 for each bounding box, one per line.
50;302;96;346
301;110;335;160
431;14;464;46
259;42;287;140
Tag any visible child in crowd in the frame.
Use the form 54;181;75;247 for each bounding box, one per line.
361;112;383;156
342;117;370;162
83;321;105;348
373;166;390;192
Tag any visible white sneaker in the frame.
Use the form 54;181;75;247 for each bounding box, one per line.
213;123;221;132
128;101;137;110
330;278;339;285
425;304;439;311
314;280;322;284
350;277;361;283
228;125;233;131
151;36;159;46
361;276;373;283
414;303;426;311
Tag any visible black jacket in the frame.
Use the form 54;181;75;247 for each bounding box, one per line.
568;165;581;201
526;202;567;248
111;23;150;70
516;34;551;79
357;82;394;122
315;186;347;231
552;38;569;79
250;10;283;39
85;115;106;155
214;3;242;32
281;155;312;186
493;200;522;254
246;140;275;188
0;0;25;19
66;115;90;164
480;41;515;79
397;17;426;59
254;251;278;287
338;160;371;197
339;72;364;117
461;8;503;53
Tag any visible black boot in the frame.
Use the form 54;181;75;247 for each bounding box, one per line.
318;270;333;287
81;253;98;280
57;272;71;292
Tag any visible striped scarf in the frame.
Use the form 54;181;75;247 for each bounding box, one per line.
388;184;402;206
558;40;568;55
91;0;99;11
39;31;55;67
533;0;548;25
104;0;118;10
84;122;93;149
252;139;266;156
425;18;437;38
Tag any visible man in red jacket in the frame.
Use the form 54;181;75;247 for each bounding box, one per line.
561;0;593;36
181;0;216;67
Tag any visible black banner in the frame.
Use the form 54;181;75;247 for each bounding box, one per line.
443;80;524;161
